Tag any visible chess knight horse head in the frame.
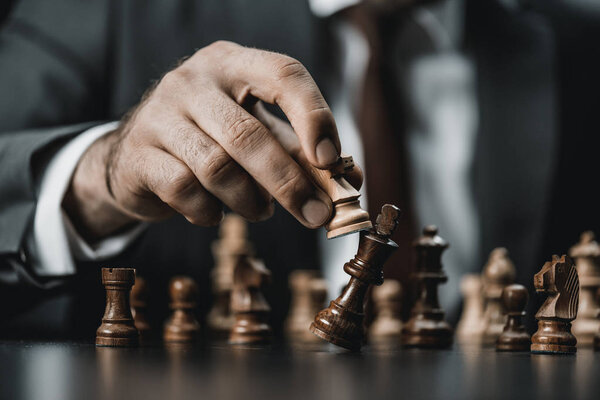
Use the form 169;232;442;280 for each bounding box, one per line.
534;255;579;320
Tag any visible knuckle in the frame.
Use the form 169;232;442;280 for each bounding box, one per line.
273;56;309;82
227;116;265;150
202;150;237;184
161;166;197;203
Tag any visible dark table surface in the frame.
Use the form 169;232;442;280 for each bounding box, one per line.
1;340;599;400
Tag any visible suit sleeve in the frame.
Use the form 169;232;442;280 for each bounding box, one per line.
0;0;111;286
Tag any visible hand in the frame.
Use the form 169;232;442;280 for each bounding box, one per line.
64;41;362;241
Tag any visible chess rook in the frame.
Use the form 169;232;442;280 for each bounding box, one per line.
130;276;151;341
302;155;372;239
229;256;272;345
569;231;600;345
531;255;579;354
482;248;516;344
310;204;401;351
496;284;531;352
164;276;201;343
96;268;139;347
368;280;403;342
402;226;453;348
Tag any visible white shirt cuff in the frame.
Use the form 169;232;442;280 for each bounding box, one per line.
309;0;361;17
30;121;147;277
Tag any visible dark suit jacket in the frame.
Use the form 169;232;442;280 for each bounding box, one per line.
0;0;598;337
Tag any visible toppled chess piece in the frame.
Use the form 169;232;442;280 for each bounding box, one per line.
496;284;531;352
402;226;453;348
456;274;485;343
285;270;328;342
368;280;403;343
164;276;201;343
302;154;372;239
569;231;600;345
96;267;139;347
130;276;151;341
229;255;272;345
207;214;252;336
310;204;401;350
531;255;579;354
482;248;516;344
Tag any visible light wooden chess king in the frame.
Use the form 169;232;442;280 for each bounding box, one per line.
304;154;372;239
310;204;401;350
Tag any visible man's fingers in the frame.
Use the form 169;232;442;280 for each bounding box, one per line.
205;42;341;169
138;148;224;226
187;93;332;228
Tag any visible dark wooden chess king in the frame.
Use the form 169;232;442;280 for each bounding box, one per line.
310;204;401;351
402;226;453;349
531;255;579;354
496;284;531;352
96;268;139;347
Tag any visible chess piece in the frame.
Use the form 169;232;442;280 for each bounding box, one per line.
496;284;531;351
207;214;251;335
456;274;485;343
302;154;372;238
531;255;579;354
368;280;403;342
229;255;272;344
285;270;328;342
595;288;600;351
130;276;151;341
310;204;402;351
482;248;516;344
402;226;453;348
569;231;600;345
96;267;139;347
164;276;201;342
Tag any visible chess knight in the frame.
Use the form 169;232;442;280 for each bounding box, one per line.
531;255;580;354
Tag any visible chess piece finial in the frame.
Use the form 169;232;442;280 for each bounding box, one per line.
164;276;201;342
303;154;372;239
229;255;272;344
569;231;600;344
285;270;328;342
482;247;516;344
130;276;151;342
96;268;139;347
496;284;531;351
456;274;485;343
402;225;453;348
310;204;401;350
207;214;252;335
531;255;579;354
368;280;403;342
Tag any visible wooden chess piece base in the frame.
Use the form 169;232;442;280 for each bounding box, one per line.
229;313;272;344
164;311;201;342
531;320;577;354
310;297;364;351
402;312;453;349
326;199;372;239
496;330;531;352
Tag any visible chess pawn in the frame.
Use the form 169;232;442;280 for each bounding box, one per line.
130;276;151;341
368;280;403;342
285;270;327;341
229;256;272;344
569;231;600;345
402;226;453;348
531;255;579;354
96;268;139;347
164;276;201;343
482;248;516;344
496;284;531;352
310;204;402;350
207;214;251;335
301;154;372;238
456;274;485;343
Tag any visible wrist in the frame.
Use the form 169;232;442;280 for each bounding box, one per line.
63;131;139;242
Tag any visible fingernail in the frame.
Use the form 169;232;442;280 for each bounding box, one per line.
302;197;331;227
315;138;339;166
